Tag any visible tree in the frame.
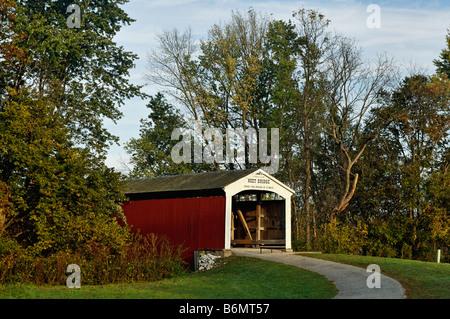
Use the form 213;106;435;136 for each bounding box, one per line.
388;74;449;254
125;93;211;177
146;9;270;170
1;0;145;154
324;37;396;218
291;9;331;247
0;0;142;255
348;73;450;259
391;75;449;211
198;9;269;133
262;9;334;248
262;18;303;239
434;29;450;78
0;87;128;254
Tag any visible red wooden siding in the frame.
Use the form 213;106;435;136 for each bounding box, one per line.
121;196;226;265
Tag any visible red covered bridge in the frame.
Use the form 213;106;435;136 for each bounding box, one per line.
121;169;294;265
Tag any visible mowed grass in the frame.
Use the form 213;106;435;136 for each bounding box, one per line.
301;253;450;299
0;256;337;299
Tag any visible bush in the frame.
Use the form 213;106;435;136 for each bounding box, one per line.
364;218;403;258
0;233;186;285
317;218;368;255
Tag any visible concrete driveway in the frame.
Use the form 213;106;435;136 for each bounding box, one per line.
232;248;406;299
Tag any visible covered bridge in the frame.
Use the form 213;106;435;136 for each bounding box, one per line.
122;169;294;264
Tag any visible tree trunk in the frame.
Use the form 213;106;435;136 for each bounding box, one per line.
304;146;311;248
331;142;366;218
303;115;312;248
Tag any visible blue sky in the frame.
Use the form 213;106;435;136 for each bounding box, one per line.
104;0;450;173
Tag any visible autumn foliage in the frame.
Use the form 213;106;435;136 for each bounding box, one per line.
0;0;184;284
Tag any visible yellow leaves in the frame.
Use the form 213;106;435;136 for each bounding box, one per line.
427;73;450;95
200;10;265;119
224;55;237;77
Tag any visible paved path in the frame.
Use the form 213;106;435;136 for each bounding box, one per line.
232;248;406;299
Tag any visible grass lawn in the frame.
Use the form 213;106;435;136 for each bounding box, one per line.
300;253;450;299
0;256;337;299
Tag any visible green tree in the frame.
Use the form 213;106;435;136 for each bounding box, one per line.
292;9;331;247
262;18;303;239
0;88;128;255
0;0;142;255
1;0;144;154
390;74;449;257
391;75;449;216
262;9;332;248
125;93;209;178
434;29;450;78
348;74;450;259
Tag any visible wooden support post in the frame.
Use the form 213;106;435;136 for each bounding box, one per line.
236;209;252;240
256;194;261;241
231;211;235;241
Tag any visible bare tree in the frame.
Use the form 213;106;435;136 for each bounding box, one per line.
325;36;397;218
146;9;270;170
146;27;200;122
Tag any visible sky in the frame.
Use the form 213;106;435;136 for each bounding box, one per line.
104;0;450;173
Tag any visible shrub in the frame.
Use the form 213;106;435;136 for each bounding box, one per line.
364;218;403;258
0;233;186;285
317;218;368;255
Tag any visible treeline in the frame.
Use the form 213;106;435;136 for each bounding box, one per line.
0;0;185;284
126;9;450;262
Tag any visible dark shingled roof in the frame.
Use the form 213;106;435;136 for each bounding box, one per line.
125;169;258;194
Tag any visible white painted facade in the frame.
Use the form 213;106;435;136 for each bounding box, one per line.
223;169;294;250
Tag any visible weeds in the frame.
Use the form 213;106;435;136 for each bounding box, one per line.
0;233;186;285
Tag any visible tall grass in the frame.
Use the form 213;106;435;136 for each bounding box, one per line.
0;233;186;285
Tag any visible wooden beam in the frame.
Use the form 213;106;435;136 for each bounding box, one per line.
231;239;255;245
236;209;252;240
231;211;235;241
231;239;285;245
256;196;261;241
